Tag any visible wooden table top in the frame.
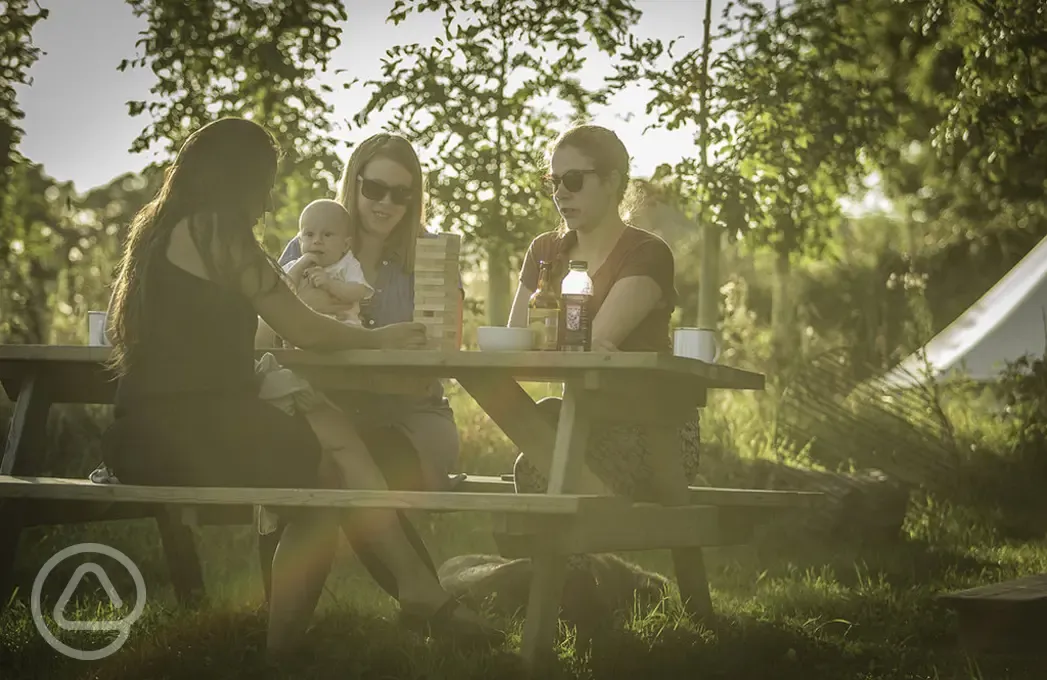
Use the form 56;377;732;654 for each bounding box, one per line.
0;344;766;391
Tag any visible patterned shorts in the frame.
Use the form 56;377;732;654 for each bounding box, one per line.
513;398;701;500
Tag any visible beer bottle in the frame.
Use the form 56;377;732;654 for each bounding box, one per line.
560;260;593;352
528;260;560;351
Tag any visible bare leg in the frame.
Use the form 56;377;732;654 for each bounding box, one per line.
647;426;713;622
303;405;496;626
266;511;337;655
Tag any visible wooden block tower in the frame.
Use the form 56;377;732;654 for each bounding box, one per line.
413;233;461;351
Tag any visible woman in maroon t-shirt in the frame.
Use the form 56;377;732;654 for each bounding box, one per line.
507;124;700;499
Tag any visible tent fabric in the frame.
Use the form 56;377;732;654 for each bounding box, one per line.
881;236;1047;389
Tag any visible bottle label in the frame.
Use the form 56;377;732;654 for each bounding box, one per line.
561;296;590;350
528;308;559;351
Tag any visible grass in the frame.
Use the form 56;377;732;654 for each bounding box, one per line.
4;383;1047;679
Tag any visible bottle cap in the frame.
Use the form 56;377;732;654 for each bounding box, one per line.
568;260;588;269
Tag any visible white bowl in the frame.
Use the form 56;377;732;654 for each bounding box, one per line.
476;326;534;352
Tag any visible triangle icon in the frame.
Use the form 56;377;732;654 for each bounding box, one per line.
53;563;126;631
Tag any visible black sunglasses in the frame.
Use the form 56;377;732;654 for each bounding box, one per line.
543;169;600;194
357;176;413;206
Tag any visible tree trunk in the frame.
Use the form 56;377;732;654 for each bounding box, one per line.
694;0;717;331
697;221;721;330
487;0;509;328
771;246;792;357
487;251;511;326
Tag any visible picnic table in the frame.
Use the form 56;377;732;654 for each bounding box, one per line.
0;343;822;671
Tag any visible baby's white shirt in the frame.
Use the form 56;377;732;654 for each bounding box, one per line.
283;250;375;300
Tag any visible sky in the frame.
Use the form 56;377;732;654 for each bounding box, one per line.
16;0;742;193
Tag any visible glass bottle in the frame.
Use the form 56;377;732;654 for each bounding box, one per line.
528;260;560;351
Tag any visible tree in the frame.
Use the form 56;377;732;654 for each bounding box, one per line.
120;0;350;249
857;0;1047;255
621;0;902;356
354;0;642;325
0;0;51;343
907;0;1046;202
0;0;47;203
0;163;158;344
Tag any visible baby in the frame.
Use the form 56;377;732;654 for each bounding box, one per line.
253;199;376;533
284;198;374;325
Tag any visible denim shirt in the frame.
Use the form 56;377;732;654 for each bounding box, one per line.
278;234;461;422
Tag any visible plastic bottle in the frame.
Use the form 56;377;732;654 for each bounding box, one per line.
560;260;593;351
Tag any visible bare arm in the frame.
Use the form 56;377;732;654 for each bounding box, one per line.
252;284;390;350
590;276;664;352
507;280;534;328
286;255;316;289
254;317;280;349
173;217;425;352
323;279;373;304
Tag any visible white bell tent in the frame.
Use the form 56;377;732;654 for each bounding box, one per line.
881;235;1047;389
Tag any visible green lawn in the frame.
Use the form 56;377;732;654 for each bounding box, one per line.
4;385;1047;679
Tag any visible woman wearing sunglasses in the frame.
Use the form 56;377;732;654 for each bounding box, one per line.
507;124;702;501
264;133;467;578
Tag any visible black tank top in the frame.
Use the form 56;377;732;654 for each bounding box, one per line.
114;247;259;405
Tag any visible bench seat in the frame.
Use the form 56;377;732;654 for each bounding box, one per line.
0;475;614;515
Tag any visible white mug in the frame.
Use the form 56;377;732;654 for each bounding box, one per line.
673;327;719;363
87;311;110;347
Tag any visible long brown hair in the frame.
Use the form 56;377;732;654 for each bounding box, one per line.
335;133;425;273
107;117;280;375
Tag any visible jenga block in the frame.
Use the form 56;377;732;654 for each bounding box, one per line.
417;233;461;246
414;286;458;297
414;283;457;293
415;304;456;314
414;288;458;299
415;261;460;275
415;288;458;302
412;276;454;291
416;242;461;257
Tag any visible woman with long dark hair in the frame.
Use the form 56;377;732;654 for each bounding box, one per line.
103;117;499;655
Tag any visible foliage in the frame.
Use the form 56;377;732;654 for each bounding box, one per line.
905;0;1047;203
996;353;1047;454
0;163;73;343
120;0;350;248
0;0;47;204
621;0;902;262
354;0;642;323
0;164;159;344
0;0;50;342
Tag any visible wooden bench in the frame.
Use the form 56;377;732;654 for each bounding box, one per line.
939;574;1047;655
0;474;821;617
0;344;823;673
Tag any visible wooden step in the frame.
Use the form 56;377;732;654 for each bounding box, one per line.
939;574;1047;655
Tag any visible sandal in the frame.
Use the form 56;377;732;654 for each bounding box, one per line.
399;596;505;645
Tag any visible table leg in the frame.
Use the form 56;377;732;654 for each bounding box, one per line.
648;426;714;623
0;373;51;612
519;380;591;674
455;373;606;494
